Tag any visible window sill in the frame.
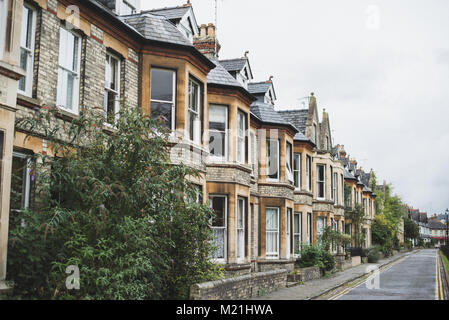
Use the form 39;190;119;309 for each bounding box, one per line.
17;93;41;110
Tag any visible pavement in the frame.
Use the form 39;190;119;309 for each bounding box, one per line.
252;249;418;300
337;249;441;300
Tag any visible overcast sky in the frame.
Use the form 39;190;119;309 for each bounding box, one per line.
142;0;449;216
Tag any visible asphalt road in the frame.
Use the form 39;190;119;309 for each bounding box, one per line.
338;249;440;300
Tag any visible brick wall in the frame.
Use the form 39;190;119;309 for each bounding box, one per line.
190;269;287;300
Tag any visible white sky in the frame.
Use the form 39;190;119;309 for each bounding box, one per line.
141;0;449;216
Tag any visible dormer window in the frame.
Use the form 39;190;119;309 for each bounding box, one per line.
118;0;138;15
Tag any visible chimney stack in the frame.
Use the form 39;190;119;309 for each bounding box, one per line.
193;23;221;59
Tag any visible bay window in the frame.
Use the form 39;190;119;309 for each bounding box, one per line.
209;195;227;262
104;53;121;125
293;153;301;190
236;197;246;261
237;110;247;164
56;27;81;114
286;142;293;183
294;212;302;256
150;68;176;130
18;4;36;96
316;164;326;199
209;104;227;159
266;207;279;259
266;139;279;180
188;78;201;144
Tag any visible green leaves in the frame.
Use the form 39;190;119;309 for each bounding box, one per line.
8;106;219;300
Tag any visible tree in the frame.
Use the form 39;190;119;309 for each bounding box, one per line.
8;106;221;299
404;216;420;242
345;204;365;248
372;214;395;255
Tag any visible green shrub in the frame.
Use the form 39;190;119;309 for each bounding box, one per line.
296;245;335;272
7;106;221;300
319;250;335;272
367;246;380;263
296;245;321;268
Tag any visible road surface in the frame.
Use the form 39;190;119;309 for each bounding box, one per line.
336;249;443;300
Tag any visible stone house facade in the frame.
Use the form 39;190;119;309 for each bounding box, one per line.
0;0;384;288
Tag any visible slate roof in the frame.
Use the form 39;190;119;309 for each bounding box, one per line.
207;60;245;88
277;109;309;134
143;6;190;21
344;169;357;181
250;101;298;132
248;82;272;95
362;185;372;193
219;58;248;73
428;219;447;230
122;13;191;46
360;172;371;188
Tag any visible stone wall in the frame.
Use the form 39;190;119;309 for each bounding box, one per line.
297;266;320;282
190;269;287;300
257;260;295;273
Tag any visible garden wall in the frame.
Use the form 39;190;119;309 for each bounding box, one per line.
190;269;287;300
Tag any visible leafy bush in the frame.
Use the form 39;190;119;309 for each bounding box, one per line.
296;245;321;269
7;106;221;299
319;250;335;272
367;246;380;263
296;245;335;272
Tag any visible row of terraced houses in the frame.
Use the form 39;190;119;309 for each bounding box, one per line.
0;0;379;289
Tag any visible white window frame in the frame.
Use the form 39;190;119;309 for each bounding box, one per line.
286;142;294;183
286;208;292;259
209;195;227;264
266;138;279;181
0;0;6;60
236;197;246;262
236;110;246;164
150;68;176;131
306;155;311;191
293;153;301;190
104;52;121;125
333;172;338;204
249;132;255;174
209;104;228;161
188;77;201;144
307;213;312;244
18;3;36;97
293;212;302;257
316;164;326;200
266;207;280;259
56;26;81;115
11;151;32;210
